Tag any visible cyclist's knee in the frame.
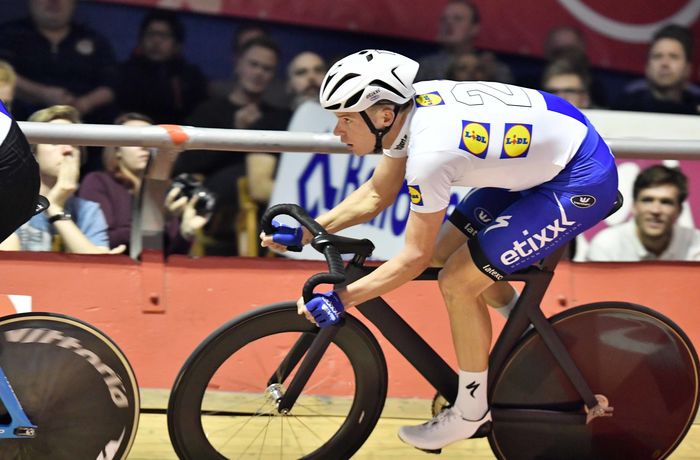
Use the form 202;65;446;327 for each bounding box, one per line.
438;263;490;306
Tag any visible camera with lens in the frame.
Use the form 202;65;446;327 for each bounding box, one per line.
169;173;217;216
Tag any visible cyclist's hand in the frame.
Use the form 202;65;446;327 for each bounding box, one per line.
260;220;310;252
297;291;344;328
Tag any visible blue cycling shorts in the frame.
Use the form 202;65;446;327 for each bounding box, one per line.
448;120;618;281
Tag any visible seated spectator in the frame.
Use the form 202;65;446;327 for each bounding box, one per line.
286;51;327;111
0;60;16;112
115;9;207;124
416;0;512;83
541;58;592;109
79;112;208;254
586;165;700;261
172;37;291;255
0;105;123;254
0;0;118;123
614;24;700;114
446;51;487;81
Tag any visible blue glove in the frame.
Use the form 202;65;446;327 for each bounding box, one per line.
271;220;303;247
305;291;344;328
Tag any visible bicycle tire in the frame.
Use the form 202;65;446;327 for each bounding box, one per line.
488;302;699;460
167;301;388;460
0;312;140;460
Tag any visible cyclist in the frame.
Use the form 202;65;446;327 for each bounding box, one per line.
0;99;41;245
260;49;618;451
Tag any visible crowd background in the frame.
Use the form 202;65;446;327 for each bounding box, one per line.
1;0;699;260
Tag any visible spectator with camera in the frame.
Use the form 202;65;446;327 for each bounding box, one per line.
78;112;211;253
0;105;122;254
172;37;290;256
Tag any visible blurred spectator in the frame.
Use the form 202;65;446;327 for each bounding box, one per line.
286;51;326;110
541;58;592;109
78;112;209;253
0;105;123;254
527;25;608;107
544;25;587;62
0;0;118;123
0;60;16;113
446;51;487;81
115;9;207;124
416;0;512;83
614;24;700;114
209;24;289;109
172;37;291;255
587;165;700;261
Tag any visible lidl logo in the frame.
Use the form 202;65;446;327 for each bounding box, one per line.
459;121;490;158
415;92;445;107
408;185;423;206
501;123;532;158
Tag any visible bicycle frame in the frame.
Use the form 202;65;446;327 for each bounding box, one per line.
0;365;36;438
277;246;603;426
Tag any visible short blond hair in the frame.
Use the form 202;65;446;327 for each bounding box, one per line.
0;60;16;87
28;105;82;124
28;105;84;160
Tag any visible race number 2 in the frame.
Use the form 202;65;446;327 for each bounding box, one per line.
452;82;532;107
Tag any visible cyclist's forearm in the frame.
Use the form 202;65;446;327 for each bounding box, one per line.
340;251;429;307
317;182;388;234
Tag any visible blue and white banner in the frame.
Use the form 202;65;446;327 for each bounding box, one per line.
269;101;468;260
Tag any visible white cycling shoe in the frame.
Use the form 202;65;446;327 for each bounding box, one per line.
398;407;491;452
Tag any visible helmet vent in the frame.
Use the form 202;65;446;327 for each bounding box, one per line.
366;54;374;62
368;79;403;98
326;103;341;110
327;73;361;100
344;90;364;109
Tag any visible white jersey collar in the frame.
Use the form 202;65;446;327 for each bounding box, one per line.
382;101;415;158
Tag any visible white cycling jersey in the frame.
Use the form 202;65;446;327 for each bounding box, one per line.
384;81;590;213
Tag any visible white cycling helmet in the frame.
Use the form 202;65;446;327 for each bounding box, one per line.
320;49;419;112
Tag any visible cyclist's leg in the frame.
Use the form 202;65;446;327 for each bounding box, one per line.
0;119;40;242
437;188;521;316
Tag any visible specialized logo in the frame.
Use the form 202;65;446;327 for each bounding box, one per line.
415;92;445;107
474;207;493;224
408;185;423;206
459;121;490;158
500;193;576;266
466;381;480;398
483;215;512;234
501;123;532;158
571;194;596;208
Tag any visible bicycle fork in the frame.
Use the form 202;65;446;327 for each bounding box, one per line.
268;325;341;414
0;366;37;438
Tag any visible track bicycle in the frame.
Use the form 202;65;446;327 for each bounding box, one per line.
0;312;140;459
167;202;699;459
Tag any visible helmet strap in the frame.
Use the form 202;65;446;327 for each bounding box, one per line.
360;104;400;154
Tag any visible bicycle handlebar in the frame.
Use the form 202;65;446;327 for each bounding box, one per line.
261;204;346;302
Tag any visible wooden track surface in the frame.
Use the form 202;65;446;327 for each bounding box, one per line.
128;390;699;459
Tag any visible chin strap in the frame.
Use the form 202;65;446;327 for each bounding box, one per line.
359;104;400;153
